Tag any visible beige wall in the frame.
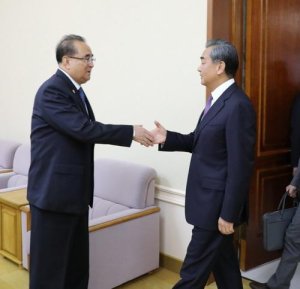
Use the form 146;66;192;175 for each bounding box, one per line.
0;0;207;260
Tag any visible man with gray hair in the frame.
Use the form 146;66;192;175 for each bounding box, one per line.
152;39;256;288
28;34;154;289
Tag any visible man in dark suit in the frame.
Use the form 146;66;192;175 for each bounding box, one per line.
250;158;300;289
27;34;154;289
249;96;300;289
152;39;256;289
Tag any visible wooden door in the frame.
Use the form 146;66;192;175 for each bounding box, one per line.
208;0;300;270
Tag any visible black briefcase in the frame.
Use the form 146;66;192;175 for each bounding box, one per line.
263;192;298;251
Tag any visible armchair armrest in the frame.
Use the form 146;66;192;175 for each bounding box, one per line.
89;206;160;232
0;169;13;174
0;185;27;194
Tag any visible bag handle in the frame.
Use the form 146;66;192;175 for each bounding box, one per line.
277;191;299;215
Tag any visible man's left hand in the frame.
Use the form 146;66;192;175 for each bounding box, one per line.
218;217;234;235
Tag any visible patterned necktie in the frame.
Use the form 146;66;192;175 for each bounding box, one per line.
203;95;213;117
78;87;89;115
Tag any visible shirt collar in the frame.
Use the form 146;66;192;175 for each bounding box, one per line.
211;78;235;105
58;68;81;90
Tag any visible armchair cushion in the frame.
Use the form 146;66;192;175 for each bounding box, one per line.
90;198;129;220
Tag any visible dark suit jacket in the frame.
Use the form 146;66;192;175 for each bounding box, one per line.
160;83;256;230
291;94;300;167
28;69;133;214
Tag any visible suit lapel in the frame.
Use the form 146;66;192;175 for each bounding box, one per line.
74;89;88;115
84;97;95;121
74;89;95;121
194;83;237;143
194;98;225;142
55;70;95;120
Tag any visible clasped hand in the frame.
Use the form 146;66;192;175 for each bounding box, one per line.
133;121;167;147
286;184;298;198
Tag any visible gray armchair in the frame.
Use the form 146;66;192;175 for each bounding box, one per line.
21;158;160;289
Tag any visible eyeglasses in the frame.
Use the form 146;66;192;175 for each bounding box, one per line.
68;55;96;64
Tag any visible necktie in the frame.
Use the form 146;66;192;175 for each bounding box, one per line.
203;95;213;117
78;87;89;115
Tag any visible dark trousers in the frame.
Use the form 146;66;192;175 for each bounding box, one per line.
173;226;243;289
29;205;89;289
267;204;300;289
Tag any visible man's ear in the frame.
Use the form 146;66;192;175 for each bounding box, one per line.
216;60;226;75
61;56;71;70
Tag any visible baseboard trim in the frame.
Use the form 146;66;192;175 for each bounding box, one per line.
160;253;214;285
159;253;183;274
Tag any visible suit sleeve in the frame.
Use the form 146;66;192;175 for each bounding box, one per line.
159;131;195;153
220;100;256;223
34;85;133;147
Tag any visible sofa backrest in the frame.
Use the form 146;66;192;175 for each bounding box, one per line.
0;139;20;169
93;158;156;209
7;143;30;188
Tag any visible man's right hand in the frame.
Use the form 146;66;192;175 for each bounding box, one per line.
133;125;154;147
151;121;167;144
286;184;298;198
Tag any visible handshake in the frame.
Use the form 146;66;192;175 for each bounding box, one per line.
133;121;166;147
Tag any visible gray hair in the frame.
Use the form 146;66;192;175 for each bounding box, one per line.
56;34;86;63
206;39;239;78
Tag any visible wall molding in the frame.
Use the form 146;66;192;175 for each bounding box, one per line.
159;253;214;284
159;253;182;274
155;185;185;207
